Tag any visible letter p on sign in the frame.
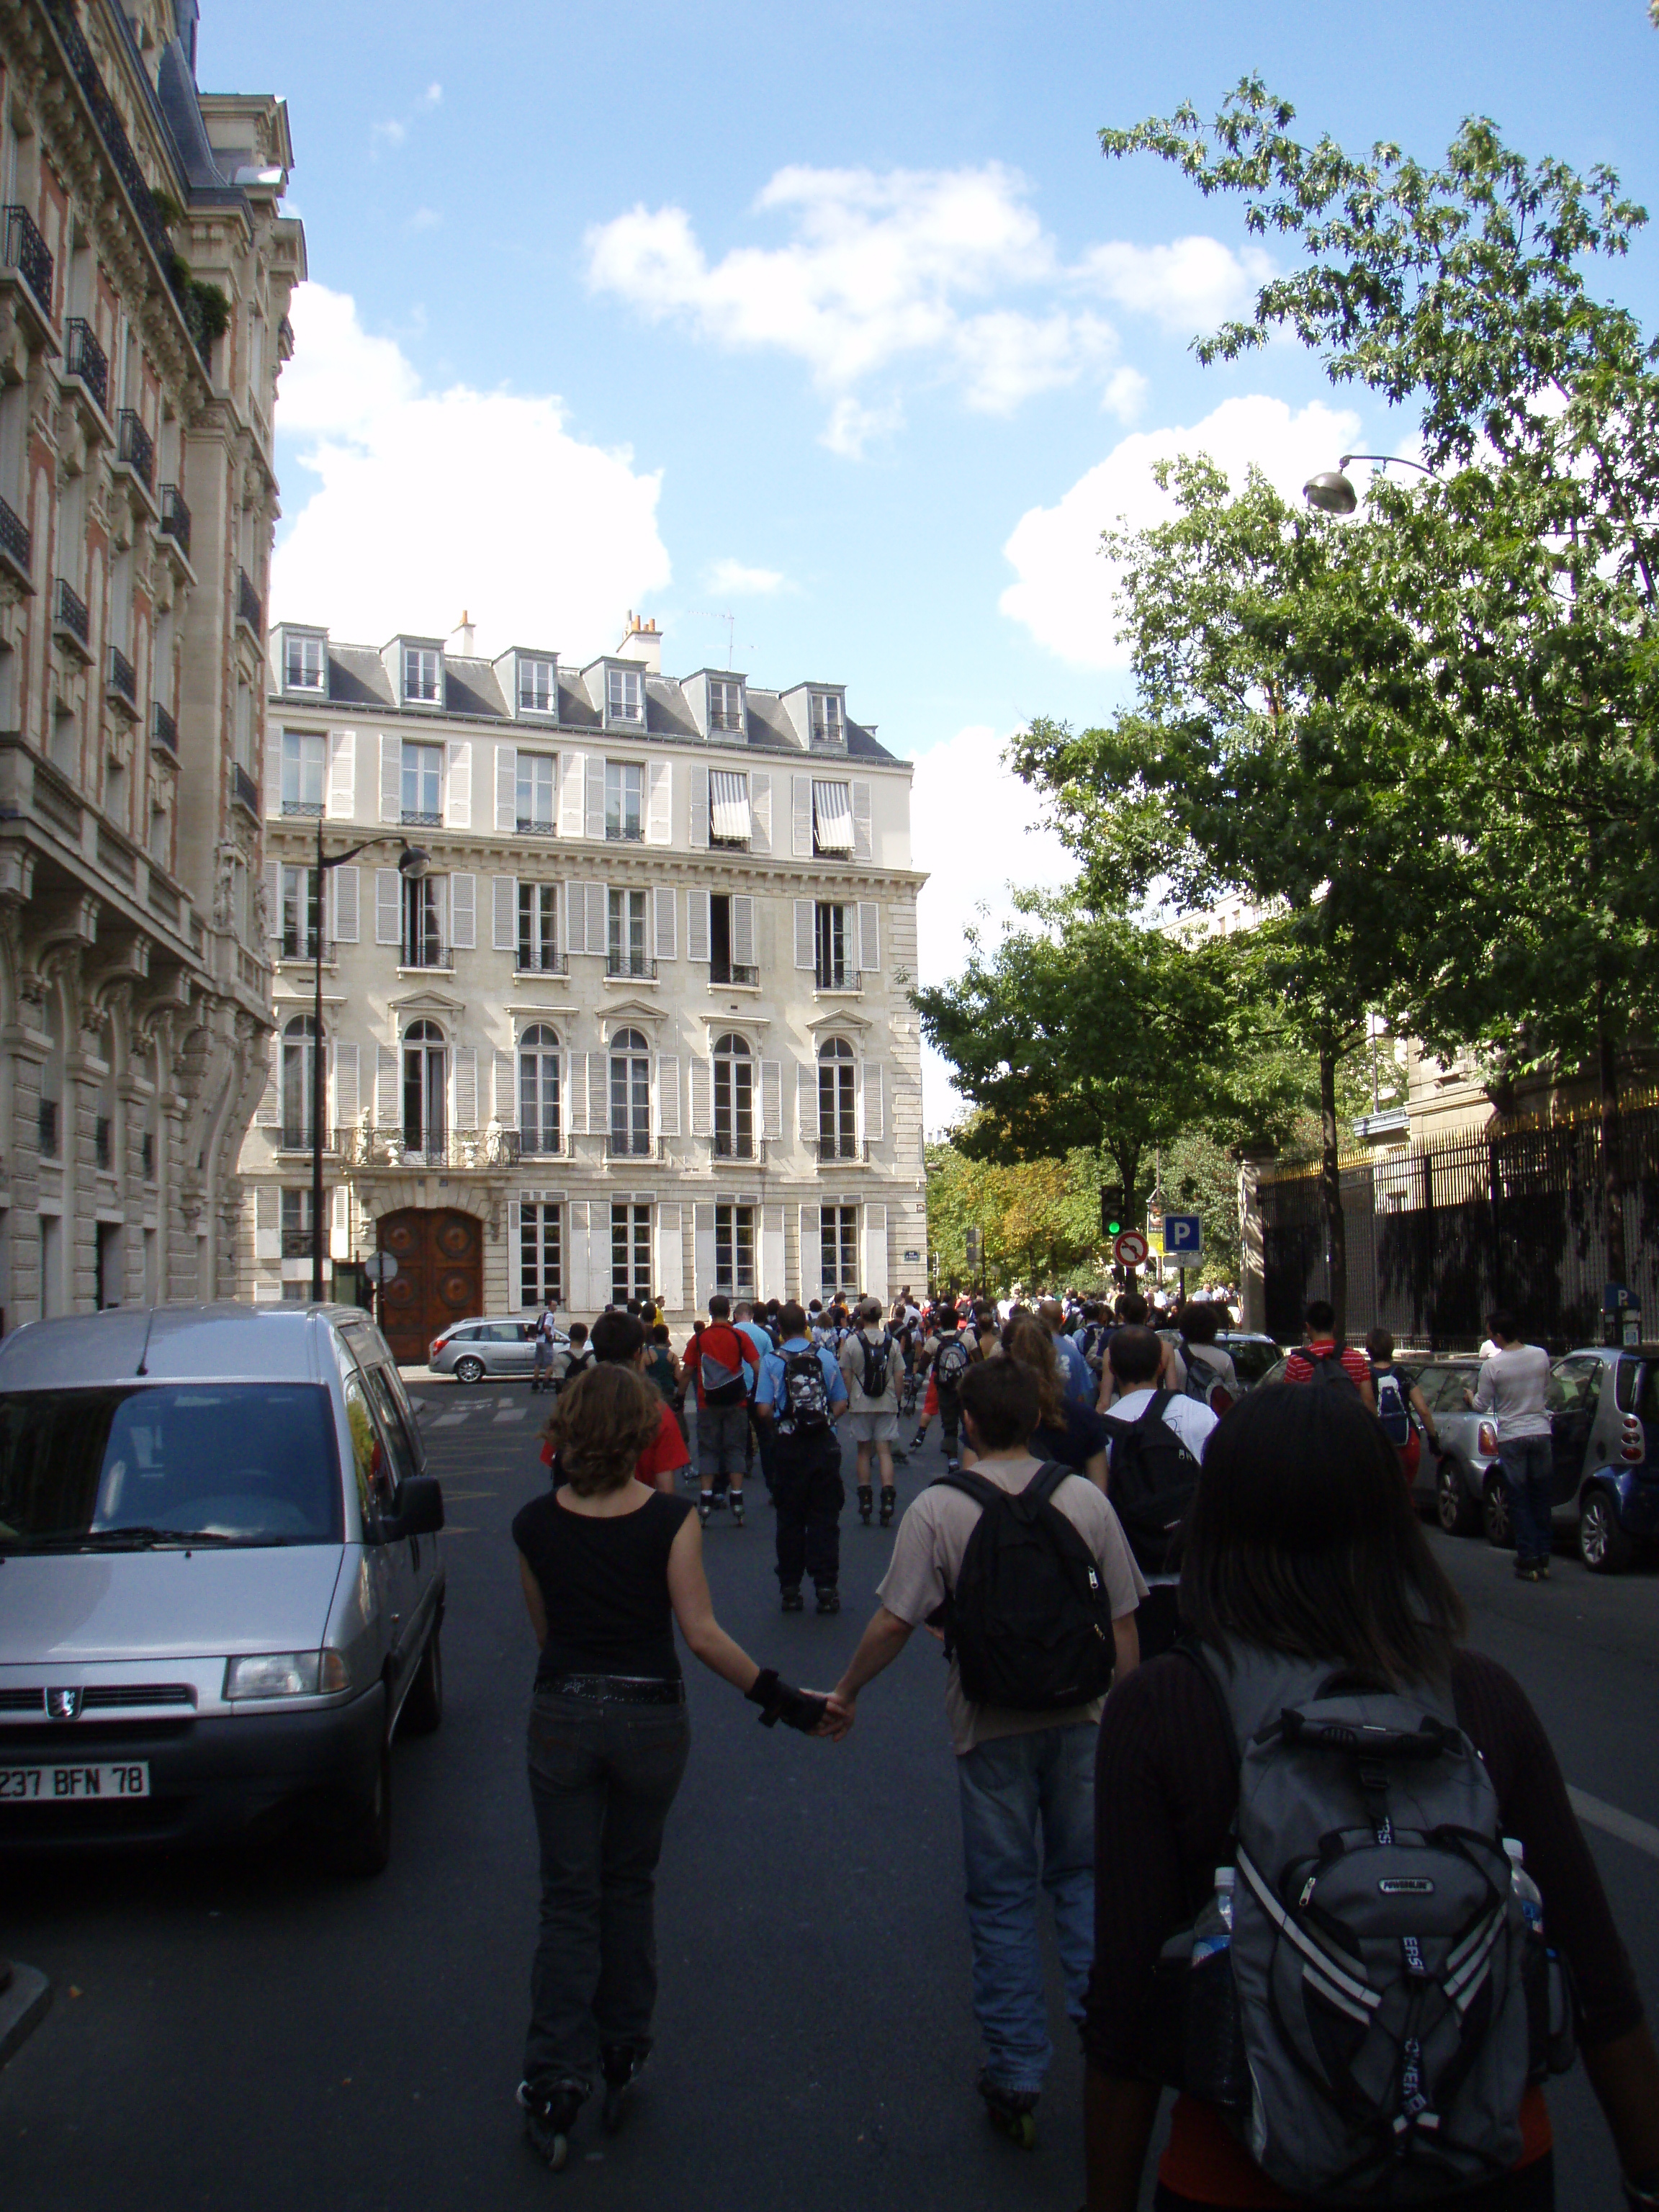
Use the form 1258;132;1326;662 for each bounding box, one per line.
1162;1213;1203;1262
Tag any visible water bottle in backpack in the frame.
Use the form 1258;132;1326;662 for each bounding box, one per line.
1185;1866;1251;2113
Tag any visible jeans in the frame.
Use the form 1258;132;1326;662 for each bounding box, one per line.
1501;1433;1555;1563
523;1690;691;2091
773;1431;844;1588
956;1721;1097;2093
698;1401;750;1483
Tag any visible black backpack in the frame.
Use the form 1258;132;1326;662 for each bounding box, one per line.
1100;1389;1202;1575
1305;1344;1361;1399
858;1328;894;1401
933;1464;1116;1712
778;1349;831;1435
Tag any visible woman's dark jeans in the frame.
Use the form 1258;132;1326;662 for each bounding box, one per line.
1501;1434;1555;1565
523;1690;691;2092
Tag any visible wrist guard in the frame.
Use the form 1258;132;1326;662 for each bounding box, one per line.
745;1668;827;1733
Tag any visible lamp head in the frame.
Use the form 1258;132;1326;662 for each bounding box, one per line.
397;845;431;881
1302;467;1359;517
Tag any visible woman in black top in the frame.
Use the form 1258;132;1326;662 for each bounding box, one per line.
511;1364;831;2169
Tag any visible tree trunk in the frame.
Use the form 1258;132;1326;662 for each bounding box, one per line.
1319;1041;1347;1341
1598;988;1627;1326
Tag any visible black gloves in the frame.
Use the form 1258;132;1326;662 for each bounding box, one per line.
746;1668;828;1734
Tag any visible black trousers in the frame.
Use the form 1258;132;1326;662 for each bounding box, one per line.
936;1382;961;1457
773;1431;844;1589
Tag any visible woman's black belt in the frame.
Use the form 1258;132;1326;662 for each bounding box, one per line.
538;1673;685;1706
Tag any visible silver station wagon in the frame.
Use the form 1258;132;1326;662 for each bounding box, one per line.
0;1303;444;1872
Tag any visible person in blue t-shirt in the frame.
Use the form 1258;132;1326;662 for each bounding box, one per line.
757;1302;849;1614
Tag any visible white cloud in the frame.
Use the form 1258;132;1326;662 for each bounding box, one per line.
585;163;1262;453
370;83;443;155
407;206;441;233
999;394;1364;667
909;722;1077;1128
271;282;671;661
706;558;788;596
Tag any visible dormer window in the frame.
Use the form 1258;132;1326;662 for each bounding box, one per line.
284;632;325;693
607;667;644;724
811;691;843;744
404;647;442;704
709;676;744;733
519;657;556;714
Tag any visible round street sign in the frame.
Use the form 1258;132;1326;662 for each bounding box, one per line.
361;1252;399;1286
1113;1230;1149;1269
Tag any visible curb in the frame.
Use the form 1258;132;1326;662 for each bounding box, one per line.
0;1964;51;2069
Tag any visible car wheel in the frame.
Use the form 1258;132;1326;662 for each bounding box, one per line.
1579;1490;1634;1575
454;1355;485;1385
403;1626;443;1736
1437;1462;1480;1537
325;1735;392;1876
1483;1474;1514;1550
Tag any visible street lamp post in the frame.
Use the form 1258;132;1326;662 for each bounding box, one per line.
309;826;429;1301
1302;452;1443;516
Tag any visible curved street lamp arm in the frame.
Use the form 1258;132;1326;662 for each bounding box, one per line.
1339;453;1444;481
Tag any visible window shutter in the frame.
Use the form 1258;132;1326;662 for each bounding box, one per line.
654;884;677;960
495;744;516;832
454;1048;477;1131
858;900;880;974
333;1042;359;1130
584;882;606;956
646;760;672;845
655;1202;684;1313
689;1056;712;1138
430;873;449;953
333;866;359;944
444;740;472;828
493;1048;516;1126
852;780;873;859
566;1198;590;1313
798;1205;822;1303
761;1059;781;1139
588;1209;611;1304
255;1053;279;1125
331;1184;351;1261
262;861;280;945
732;895;755;968
689;765;709;848
584;756;606;840
326;729;355;818
567;1052;588;1135
508;1200;521;1295
793;773;812;856
693;1203;716;1310
797;1062;817;1142
559;752;585;837
750;772;772;854
861;1201;889;1302
687;889;710;963
760;1205;785;1302
376;1046;398;1125
374;869;400;945
562;879;583;956
493;876;517;952
588;1052;608;1138
794;899;814;969
450;872;476;950
860;1061;884;1143
656;1054;680;1136
254;1182;279;1258
380;734;401;824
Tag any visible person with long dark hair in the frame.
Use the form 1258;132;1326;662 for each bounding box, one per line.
1082;1383;1659;2212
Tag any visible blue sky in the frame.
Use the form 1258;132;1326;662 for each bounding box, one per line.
202;0;1659;1118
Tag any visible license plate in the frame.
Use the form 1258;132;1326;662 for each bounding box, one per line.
0;1761;150;1802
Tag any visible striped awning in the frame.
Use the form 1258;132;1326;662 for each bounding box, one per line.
812;778;853;853
709;769;750;843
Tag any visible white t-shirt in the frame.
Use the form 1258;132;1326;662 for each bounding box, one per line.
1107;1385;1218;1463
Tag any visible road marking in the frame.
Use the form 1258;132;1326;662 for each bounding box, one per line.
492;1408;526;1424
1569;1786;1659;1860
435;1412;468;1428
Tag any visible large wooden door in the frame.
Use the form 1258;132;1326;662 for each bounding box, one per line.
377;1208;483;1366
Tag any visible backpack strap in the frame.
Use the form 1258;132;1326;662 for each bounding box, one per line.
931;1469;1003;1513
1020;1459;1074;1509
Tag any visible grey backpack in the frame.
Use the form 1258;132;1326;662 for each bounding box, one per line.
1186;1645;1570;2204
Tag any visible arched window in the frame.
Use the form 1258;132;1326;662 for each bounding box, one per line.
713;1031;754;1160
608;1026;650;1157
519;1023;561;1156
403;1018;446;1158
818;1037;856;1161
282;1014;320;1150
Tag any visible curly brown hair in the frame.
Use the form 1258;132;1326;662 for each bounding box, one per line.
1001;1315;1066;1429
544;1364;664;1496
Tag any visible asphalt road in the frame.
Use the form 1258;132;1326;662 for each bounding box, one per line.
4;1390;1659;2211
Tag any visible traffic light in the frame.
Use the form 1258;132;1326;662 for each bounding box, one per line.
964;1227;982;1268
1100;1184;1125;1238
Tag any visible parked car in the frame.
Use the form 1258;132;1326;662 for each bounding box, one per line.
428;1315;569;1383
0;1303;444;1870
1213;1332;1283;1392
1539;1346;1656;1573
1400;1358;1500;1538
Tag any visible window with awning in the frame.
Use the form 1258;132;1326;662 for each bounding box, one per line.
709;769;751;845
811;778;853;855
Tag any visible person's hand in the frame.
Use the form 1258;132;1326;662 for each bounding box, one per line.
745;1669;829;1735
1462;1390;1475;1407
823;1690;856;1739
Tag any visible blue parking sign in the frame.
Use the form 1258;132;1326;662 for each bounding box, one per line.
1162;1213;1203;1261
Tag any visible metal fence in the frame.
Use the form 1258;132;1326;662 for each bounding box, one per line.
1259;1100;1659;1352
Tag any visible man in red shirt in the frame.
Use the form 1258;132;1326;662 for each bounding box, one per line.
539;1311;689;1492
1283;1299;1376;1411
693;1295;762;1526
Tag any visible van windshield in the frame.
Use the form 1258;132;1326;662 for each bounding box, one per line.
0;1385;342;1550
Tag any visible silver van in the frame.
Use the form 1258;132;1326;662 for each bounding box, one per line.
0;1303;444;1873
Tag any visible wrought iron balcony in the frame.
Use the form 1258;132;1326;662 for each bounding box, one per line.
399;937;451;971
605;951;657;981
53;577;90;653
711;961;760;987
607;1130;658;1160
150;699;178;757
159;484;191;558
278;1122;316;1153
0;491;30;582
400;809;442;829
518;1123;563;1159
232;762;260;815
814;966;863;994
515;816;558;836
107;645;138;710
818;1134;869;1164
280;1226;315;1259
712;1131;763;1162
282;799;325;817
516;948;569;976
603;824;644;843
116;409;154;489
37;1099;58;1159
235;567;262;634
3;204;53;318
64;317;108;408
279;932;332;964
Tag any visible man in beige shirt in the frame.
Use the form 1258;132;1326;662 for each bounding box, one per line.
839;1295;901;1527
829;1357;1142;2143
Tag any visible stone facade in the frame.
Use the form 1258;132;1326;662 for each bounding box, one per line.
240;615;929;1351
0;0;303;1323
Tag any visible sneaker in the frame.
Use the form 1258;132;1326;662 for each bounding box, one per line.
599;2044;648;2136
730;1493;745;1527
781;1585;805;1612
518;2078;588;2170
976;2069;1038;2151
1514;1560;1542;1582
816;1584;840;1614
697;1496;713;1527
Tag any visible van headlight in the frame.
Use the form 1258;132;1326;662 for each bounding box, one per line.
225;1651;349;1699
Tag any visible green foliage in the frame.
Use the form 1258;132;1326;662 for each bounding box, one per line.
925;1139;1103;1294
